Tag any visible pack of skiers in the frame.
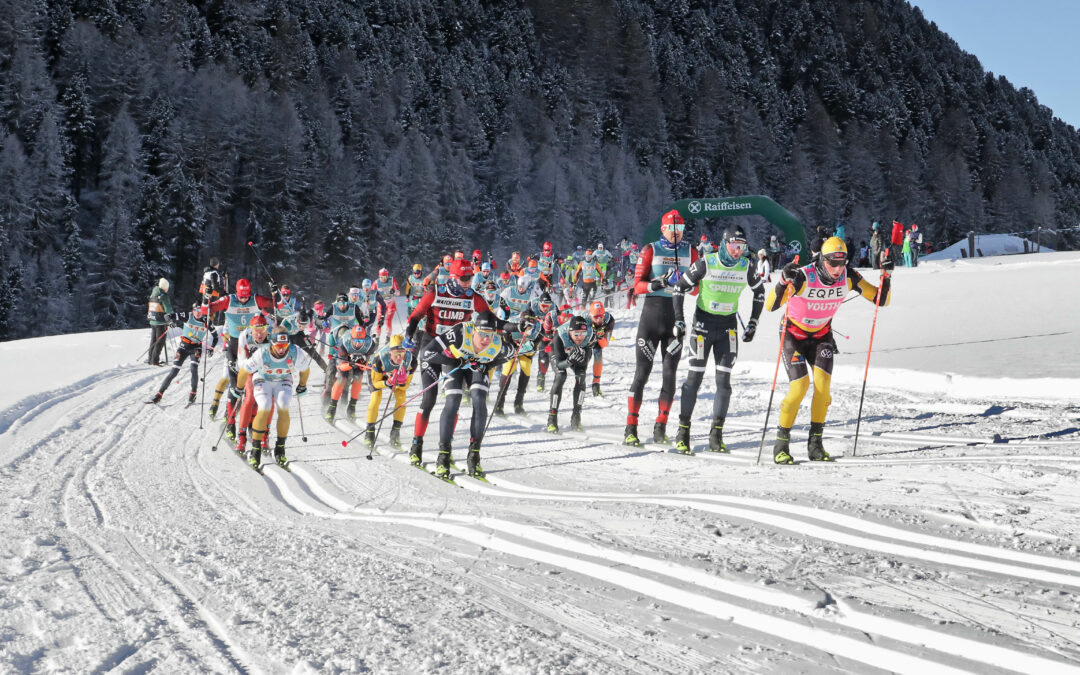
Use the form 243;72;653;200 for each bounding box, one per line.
143;223;893;475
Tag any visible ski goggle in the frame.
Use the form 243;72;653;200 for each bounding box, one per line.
822;251;848;267
474;326;497;338
725;240;747;256
570;329;588;341
664;222;686;232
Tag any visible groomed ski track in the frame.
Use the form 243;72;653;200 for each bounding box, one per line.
3;296;1080;673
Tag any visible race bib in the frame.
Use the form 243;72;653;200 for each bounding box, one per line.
709;300;735;314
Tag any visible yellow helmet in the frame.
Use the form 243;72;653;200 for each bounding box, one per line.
388;334;405;350
821;237;848;264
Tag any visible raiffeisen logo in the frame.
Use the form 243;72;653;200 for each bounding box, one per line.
704;201;752;212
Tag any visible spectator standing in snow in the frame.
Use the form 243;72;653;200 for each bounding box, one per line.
870;222;883;269
911;224;923;266
890;220;905;263
902;230;913;267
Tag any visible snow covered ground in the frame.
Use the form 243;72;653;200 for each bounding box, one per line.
2;253;1079;673
922;233;1054;262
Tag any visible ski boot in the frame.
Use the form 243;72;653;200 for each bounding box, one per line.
774;427;794;464
514;401;526;415
546;412;559;434
652;422;669;444
435;442;453;480
188;390;197;405
388;421;403;449
570;409;583;432
225;421;237;443
807;422;833;461
467;440;485;479
346;398;358;422
674;421;692;454
363;423;376;448
409;438;423;466
149;392;162;404
536;373;545;392
247;444;261;470
624;424;642;447
208;402;219;420
235;431;247;455
592;382;603;397
273;438;289;469
324;399;338;422
493;401;505;417
708;420;728;453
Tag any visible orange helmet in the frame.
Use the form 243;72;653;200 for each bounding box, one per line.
528;259;538;268
589;301;605;322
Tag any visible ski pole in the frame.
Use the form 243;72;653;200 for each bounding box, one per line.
756;255;798;465
367;392;393;461
246;241;275;284
342;366;461;447
296;386;308;442
481;348;523;441
211;420;228;451
852;268;889;457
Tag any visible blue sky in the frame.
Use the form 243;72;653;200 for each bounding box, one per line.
912;1;1080;129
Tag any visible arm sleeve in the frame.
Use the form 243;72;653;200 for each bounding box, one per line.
765;271;807;312
746;260;765;321
672;258;707;315
162;293;174;314
847;267;891;306
208;297;230;313
633;245;655;295
255;294;274;311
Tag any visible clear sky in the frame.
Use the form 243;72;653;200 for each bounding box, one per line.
912;1;1080;129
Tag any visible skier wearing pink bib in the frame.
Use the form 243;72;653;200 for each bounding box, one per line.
765;237;892;463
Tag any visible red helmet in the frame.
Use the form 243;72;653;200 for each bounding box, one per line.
249;313;268;327
542;241;552;253
280;284;291;297
449;260;474;278
378;268;389;278
700;235;709;242
661;209;685;228
472;249;482;259
499;272;511;281
236;278;251;298
350;325;367;341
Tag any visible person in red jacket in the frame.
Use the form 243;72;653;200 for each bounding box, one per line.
890;220;905;264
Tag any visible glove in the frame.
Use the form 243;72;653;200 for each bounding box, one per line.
781;262;799;283
443;348;454;359
674;320;686;344
880;252;895;271
229;386;244;400
402;337;416;351
390;368;409;387
742;319;758;343
295;384;307;396
663;267;680;286
567;346;586;365
270;282;279;295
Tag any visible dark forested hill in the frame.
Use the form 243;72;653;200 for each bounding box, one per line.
1;0;1077;338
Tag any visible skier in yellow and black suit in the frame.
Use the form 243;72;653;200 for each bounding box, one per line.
765;237;892;464
361;335;414;449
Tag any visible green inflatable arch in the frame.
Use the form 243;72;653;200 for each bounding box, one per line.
642;196;806;256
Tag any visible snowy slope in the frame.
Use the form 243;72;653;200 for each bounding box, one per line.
2;255;1079;674
922;234;1055;261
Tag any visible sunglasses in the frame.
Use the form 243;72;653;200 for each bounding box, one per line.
726;241;747;254
823;252;847;267
667;223;686;232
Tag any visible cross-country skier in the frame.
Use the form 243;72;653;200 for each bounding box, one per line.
146;278;174;366
231;313;271;453
148;304;220;405
492;311;542;416
206;278;274;423
546;315;593;433
235;326;312;470
416;311;513;479
374;268;400;341
406;259;493;464
572;250;604;305
271;282;328;371
765;237;892;463
361;335;414;449
586;301;615;396
671;226;764;453
625;209;698;446
325;324;376;423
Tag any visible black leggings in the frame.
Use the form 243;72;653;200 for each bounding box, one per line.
549;365;586;414
680;311;738;423
627;297;681;426
438;369;490;446
157;341;202;394
149;324;168;364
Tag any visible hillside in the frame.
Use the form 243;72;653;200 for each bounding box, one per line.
1;0;1079;340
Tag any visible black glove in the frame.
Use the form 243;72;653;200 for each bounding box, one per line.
567;346;586;365
781;262;799;283
667;321;686;355
295;384;307;396
880;252;895;271
742;319;757;343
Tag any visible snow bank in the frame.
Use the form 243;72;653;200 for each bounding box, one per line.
922;233;1054;261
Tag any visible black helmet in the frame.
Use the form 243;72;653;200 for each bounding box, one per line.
474;311;499;332
721;226;747;244
568;316;588;332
